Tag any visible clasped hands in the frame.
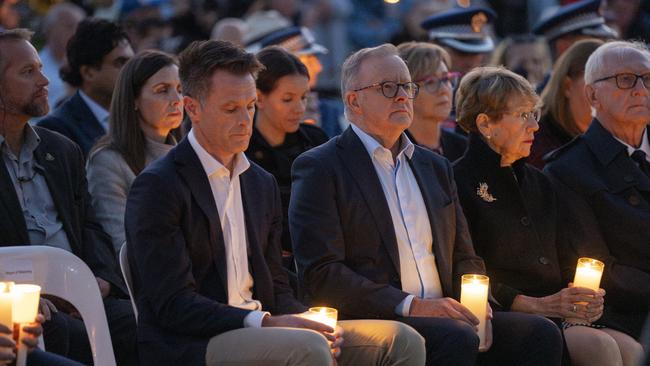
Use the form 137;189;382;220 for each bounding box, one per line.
262;313;344;363
0;314;44;365
541;284;605;323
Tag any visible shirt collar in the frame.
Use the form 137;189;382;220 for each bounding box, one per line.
613;127;650;158
350;123;414;161
188;129;250;178
78;90;109;130
0;124;41;158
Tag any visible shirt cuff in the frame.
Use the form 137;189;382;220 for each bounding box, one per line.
395;295;415;317
243;311;270;328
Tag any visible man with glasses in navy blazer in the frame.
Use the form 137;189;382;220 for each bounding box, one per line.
290;43;563;366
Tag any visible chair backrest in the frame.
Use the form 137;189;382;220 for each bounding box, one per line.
118;243;138;321
0;246;116;366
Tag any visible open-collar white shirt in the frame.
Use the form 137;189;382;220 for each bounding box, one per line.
351;124;443;316
188;129;268;327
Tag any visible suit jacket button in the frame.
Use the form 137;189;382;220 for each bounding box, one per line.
520;216;530;226
539;256;550;265
624;175;635;183
628;195;641;206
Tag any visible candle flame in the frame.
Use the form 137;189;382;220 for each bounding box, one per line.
0;282;13;293
384;0;400;3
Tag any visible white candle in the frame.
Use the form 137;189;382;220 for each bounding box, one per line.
460;274;489;350
303;307;337;330
573;258;604;290
0;282;14;329
12;284;41;366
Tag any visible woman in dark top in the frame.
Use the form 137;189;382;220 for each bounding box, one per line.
245;46;328;253
528;39;603;169
397;41;467;162
453;66;637;366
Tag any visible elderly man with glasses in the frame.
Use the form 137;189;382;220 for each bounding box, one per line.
290;43;563;366
545;40;648;363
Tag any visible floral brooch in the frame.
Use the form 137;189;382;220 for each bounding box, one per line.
476;182;497;202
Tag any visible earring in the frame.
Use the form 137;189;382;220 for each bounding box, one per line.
485;135;491;139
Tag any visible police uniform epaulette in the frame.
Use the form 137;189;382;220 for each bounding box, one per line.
542;135;581;163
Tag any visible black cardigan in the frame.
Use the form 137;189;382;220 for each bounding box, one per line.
453;133;572;310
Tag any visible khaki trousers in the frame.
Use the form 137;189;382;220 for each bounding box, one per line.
205;319;425;366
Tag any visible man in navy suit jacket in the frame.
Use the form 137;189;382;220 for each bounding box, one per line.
290;43;563;366
125;40;424;366
545;41;648;358
36;18;133;156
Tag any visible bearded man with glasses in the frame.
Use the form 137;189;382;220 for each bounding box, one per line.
290;43;563;366
545;40;648;363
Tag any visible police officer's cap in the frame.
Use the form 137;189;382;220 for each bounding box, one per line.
533;0;618;42
420;6;497;54
246;26;328;55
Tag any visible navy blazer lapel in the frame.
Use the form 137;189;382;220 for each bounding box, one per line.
336;128;401;274
174;139;228;292
33;144;82;253
585;120;650;194
407;150;453;292
69;92;105;138
0;161;28;243
239;170;274;307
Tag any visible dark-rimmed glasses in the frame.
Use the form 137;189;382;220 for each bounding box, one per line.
505;109;541;123
594;73;650;90
353;81;419;99
416;72;460;93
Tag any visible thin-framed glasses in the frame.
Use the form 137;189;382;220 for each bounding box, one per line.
416;72;461;93
594;73;650;90
507;109;541;122
353;81;419;99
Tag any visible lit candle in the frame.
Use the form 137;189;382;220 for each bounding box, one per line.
303;307;337;330
567;258;604;325
12;284;41;366
0;282;14;329
460;274;489;350
573;258;604;291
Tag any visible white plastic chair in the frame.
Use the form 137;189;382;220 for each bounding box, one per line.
118;243;138;321
0;245;117;366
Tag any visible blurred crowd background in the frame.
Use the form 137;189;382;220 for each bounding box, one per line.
1;0;649;109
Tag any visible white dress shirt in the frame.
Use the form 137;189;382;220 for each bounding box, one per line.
188;130;268;327
78;90;110;132
351;124;443;316
614;128;650;162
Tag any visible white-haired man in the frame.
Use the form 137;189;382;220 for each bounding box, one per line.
545;40;648;365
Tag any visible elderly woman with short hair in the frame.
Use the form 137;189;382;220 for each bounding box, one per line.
397;41;466;161
452;66;634;366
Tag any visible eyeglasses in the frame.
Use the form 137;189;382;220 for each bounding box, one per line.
353;81;419;99
594;73;650;90
506;109;541;122
416;72;460;93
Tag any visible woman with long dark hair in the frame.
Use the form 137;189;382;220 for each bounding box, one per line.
87;50;182;253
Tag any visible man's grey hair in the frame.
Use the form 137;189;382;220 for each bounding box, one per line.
340;43;400;116
41;3;85;40
584;41;650;85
